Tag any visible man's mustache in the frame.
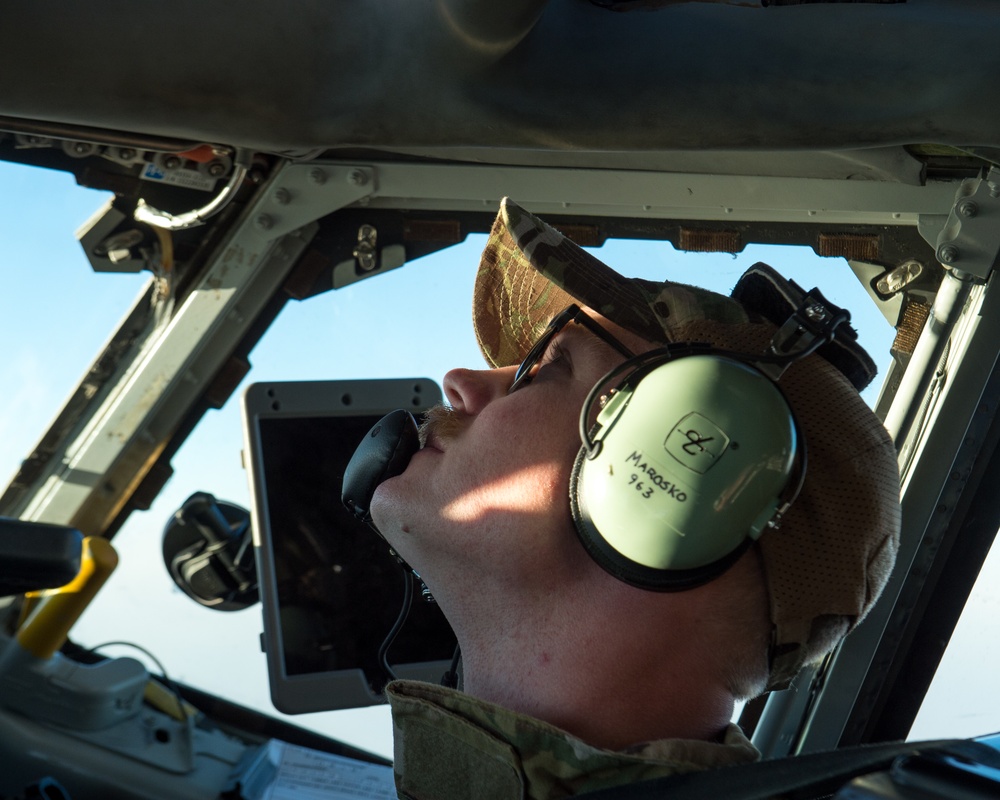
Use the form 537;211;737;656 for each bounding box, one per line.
418;404;467;447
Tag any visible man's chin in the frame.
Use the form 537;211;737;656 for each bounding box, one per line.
368;480;391;530
369;476;409;540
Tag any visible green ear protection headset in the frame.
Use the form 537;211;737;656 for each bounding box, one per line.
569;290;850;591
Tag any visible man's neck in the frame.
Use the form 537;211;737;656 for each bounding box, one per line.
451;579;737;750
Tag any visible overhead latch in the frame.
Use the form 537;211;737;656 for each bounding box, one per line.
875;259;924;298
353;224;379;272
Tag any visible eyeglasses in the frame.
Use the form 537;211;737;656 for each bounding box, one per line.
508;304;635;394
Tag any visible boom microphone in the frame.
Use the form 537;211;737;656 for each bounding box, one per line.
342;409;420;524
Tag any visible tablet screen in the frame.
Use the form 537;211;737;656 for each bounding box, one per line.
243;379;456;713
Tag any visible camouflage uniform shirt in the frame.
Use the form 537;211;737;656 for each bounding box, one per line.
386;680;759;800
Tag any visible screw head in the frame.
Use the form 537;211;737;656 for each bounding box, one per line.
273;187;291;205
207;161;227;177
308;168;327;185
348;169;368;186
958;200;978;218
162;155;182;170
804;303;829;322
254;214;274;231
937;244;960;264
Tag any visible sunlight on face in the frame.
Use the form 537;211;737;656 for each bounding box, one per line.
438;458;568;523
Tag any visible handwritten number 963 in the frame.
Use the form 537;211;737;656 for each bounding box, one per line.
629;473;654;499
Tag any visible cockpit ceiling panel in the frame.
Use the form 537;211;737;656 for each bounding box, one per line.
0;1;997;156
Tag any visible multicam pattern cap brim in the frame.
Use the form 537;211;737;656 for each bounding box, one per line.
474;198;749;369
473;197;901;691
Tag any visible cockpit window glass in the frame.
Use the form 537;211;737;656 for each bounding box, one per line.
909;535;1000;740
0;163;144;489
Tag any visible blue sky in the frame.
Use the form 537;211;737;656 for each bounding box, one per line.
1;159;996;757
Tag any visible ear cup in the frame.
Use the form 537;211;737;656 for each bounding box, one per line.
570;354;801;591
570;448;753;590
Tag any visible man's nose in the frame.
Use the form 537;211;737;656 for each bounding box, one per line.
443;366;515;415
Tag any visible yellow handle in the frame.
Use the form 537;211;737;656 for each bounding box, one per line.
17;536;118;660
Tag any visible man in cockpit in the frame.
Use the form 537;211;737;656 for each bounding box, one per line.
367;198;901;799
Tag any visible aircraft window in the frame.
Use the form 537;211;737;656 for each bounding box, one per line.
908;533;1000;740
3;165;907;759
0;163;145;490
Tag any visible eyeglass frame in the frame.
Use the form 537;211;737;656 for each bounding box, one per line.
507;304;636;394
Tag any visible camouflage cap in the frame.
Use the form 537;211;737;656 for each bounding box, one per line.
473;197;901;690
